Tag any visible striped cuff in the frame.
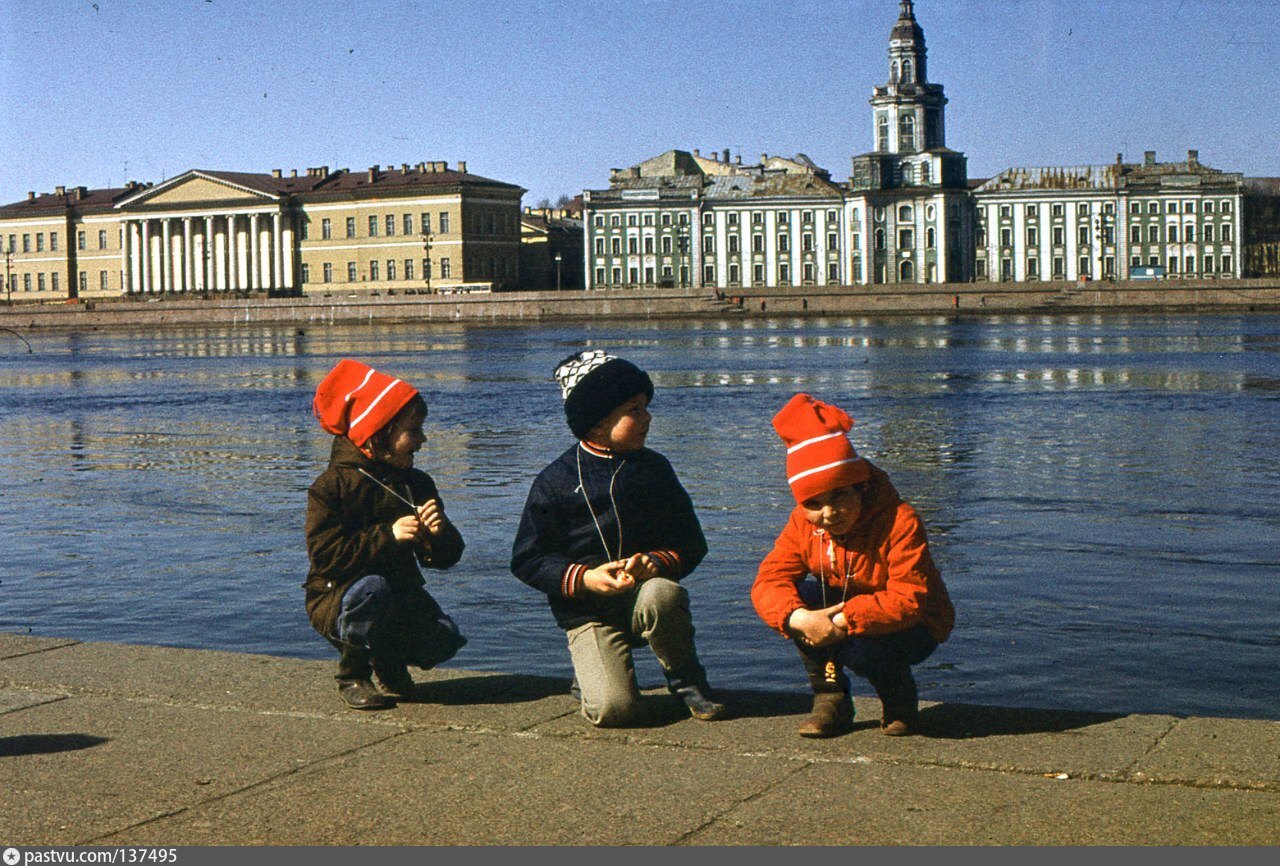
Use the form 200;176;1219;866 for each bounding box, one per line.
561;564;588;598
647;549;682;579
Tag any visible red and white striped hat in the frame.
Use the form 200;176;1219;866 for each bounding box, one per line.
772;393;870;503
313;358;419;447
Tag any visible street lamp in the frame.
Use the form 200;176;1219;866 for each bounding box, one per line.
3;249;12;305
420;232;433;294
677;225;689;288
554;251;562;291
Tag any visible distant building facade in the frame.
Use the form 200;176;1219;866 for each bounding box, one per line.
0;161;524;301
519;204;584;290
973;150;1245;283
582;0;1267;291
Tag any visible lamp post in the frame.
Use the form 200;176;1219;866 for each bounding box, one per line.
420;232;433;294
554;251;562;291
3;249;12;305
677;225;689;288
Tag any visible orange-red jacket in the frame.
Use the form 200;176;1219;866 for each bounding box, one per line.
752;463;954;643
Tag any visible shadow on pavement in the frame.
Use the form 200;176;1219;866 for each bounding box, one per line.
918;702;1127;739
0;733;110;757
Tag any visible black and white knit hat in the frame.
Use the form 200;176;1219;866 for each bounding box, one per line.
554;349;654;440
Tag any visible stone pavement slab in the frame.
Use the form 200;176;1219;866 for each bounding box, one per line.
684;760;1280;846
1133;716;1280;789
94;728;803;846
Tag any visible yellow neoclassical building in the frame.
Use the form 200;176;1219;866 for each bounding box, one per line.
0;161;525;302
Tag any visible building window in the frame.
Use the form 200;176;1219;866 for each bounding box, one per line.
728;263;740;284
703;264;715;283
1027;258;1038;279
77;231;86;250
751;234;763;253
975;259;987;278
346;262;356;282
369;261;379;280
1204;201;1216;214
595;238;605;254
1080;256;1091;275
628;237;638;254
1000;228;1011;247
596;267;606;285
753;263;764;284
52;273;60;292
1027;226;1039;246
22;234;30;252
439;213;450;233
611;238;621;254
100;270;109;291
1149;225;1160;243
48;232;58;251
643;214;653;226
827;231;838;249
36;234;44;252
440;257;451;278
23;274;30;291
728;235;740;253
901;260;915;281
1222;254;1232;273
628;266;639;284
1052;227;1064;245
1184;255;1195;273
800;233;812;252
779;211;790;224
301;263;311;283
1026;204;1038;219
1079;226;1090;245
827;262;839;282
900;229;915;249
342;218;354;238
752;211;763;225
1130;202;1141;214
1204;225;1215;242
703;235;714;254
610;215;621;227
1149;202;1159;214
1168;201;1179;214
1130;225;1141;243
1168;225;1178;243
368;216;378;237
1077;203;1089;217
899;205;914;222
779;262;790;283
627;214;638;227
1185;225;1195;242
321;218;331;240
1222;224;1233;242
594;215;605;227
1053;257;1064;277
877;115;889;150
803;262;815;282
875;229;885;250
403;214;413;235
778;234;790;252
387;260;396;280
644;237;654;254
999;205;1011;219
420;213;432;234
1167;255;1178;273
1051;204;1064;218
899;114;916;150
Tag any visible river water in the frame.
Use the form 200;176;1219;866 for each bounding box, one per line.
2;312;1277;720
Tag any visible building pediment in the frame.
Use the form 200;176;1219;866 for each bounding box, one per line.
116;171;280;211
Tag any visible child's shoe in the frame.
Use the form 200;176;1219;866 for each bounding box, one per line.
337;678;394;710
880;719;914;736
676;683;727;721
798;691;855;738
373;664;417;699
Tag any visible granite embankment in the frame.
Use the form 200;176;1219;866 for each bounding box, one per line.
2;633;1278;845
2;279;1280;332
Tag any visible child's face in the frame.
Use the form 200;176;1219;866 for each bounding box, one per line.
587;393;651;453
800;483;866;536
378;403;427;469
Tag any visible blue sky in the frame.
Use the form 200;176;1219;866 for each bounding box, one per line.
2;0;1277;207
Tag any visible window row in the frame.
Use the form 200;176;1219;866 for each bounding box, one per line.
303;212;452;241
591;261;836;286
301;258;453;284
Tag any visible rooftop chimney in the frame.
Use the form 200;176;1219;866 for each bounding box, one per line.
27;191;35;201
1187;149;1199;166
693;148;700;157
1144;150;1156;166
457;161;467;173
76;186;87;199
1116;152;1123;166
290;169;297;177
270;169;280;178
367;165;379;182
55;185;66;195
722;148;730;163
401;163;409;173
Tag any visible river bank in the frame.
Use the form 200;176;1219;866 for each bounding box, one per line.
2;632;1278;845
2;279;1280;332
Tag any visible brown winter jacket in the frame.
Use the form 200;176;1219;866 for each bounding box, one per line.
304;436;464;639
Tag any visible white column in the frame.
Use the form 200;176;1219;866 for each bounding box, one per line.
282;225;295;290
120;220;131;294
228;215;239;291
159;220;171;292
250;213;260;290
140;221;152;293
272;212;283;290
182;218;193;292
204;216;214;291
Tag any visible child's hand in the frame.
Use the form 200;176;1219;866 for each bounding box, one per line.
620;553;659;582
417;499;445;535
788;604;848;648
582;561;636;596
391;514;424;543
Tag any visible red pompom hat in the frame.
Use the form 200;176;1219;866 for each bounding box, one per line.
772;393;870;503
313;358;418;447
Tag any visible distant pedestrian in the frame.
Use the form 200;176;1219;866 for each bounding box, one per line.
305;359;467;710
752;394;954;737
511;350;725;726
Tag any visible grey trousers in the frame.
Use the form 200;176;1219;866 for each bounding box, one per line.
565;577;700;727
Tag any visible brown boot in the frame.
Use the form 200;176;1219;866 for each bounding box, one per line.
797;691;854;738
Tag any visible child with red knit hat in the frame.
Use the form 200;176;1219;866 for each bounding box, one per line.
752;393;954;737
305;359;466;710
